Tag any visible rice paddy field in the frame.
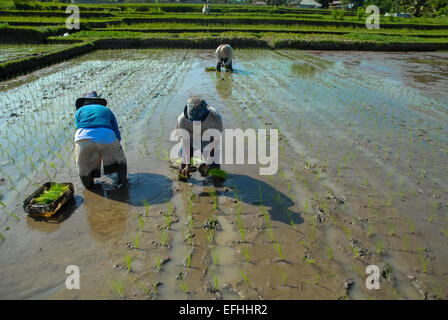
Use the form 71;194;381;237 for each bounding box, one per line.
0;48;447;300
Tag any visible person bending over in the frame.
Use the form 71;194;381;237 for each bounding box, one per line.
74;91;127;188
215;44;233;72
176;96;223;178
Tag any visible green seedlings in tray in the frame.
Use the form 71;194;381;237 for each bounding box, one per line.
33;183;68;204
185;228;192;246
123;253;132;272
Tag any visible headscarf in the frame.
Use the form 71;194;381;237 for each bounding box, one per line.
186;96;209;121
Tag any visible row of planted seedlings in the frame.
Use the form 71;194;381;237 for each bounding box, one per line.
216;56;339;294
106;199;176;299
258;50;447;296
0;50;172;239
232;50;414;297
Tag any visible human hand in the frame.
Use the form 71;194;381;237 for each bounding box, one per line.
181;164;191;178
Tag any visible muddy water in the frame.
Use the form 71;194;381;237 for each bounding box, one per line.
0;49;447;300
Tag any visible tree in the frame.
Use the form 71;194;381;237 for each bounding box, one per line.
317;0;330;9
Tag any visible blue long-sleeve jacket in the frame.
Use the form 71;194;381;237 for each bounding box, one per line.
75;104;121;141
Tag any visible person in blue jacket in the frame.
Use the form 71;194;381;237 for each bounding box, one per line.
74;91;127;188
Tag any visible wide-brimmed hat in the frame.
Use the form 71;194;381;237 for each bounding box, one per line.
75;91;107;110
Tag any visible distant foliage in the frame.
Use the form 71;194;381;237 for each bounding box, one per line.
13;0;42;10
331;9;345;20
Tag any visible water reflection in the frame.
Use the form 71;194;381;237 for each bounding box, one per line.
84;173;173;241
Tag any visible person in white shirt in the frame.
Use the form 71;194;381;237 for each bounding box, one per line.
176;96;223;178
215;44;233;72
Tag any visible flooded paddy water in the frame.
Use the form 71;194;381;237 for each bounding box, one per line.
0;49;447;300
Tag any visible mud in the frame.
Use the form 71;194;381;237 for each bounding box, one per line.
0;49;447;300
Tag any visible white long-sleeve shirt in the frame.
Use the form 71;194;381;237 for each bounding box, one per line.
215;44;233;65
176;106;223;164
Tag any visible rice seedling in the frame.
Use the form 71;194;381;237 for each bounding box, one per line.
180;280;188;295
138;214;144;232
387;221;395;236
0;232;4;241
240;270;251;288
186;252;192;268
107;279;124;299
376;240;383;255
7;211;20;221
133;278;151;296
429;202;438;222
155;256;162;270
342;225;351;240
143;199;149;217
404;234;409;252
442;228;448;239
134;232;140;249
211;247;219;266
367;222;374;237
275;240;284;261
161;229;169;246
350;245;359;258
280;268;286;286
417;248;429;273
165;213;171;230
407;216;415;234
210;270;219;291
207;229;215;244
314;272;320;285
327;246;333;260
241;244;251;263
123;253;132;272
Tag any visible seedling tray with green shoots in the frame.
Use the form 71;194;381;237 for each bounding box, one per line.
23;182;74;218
